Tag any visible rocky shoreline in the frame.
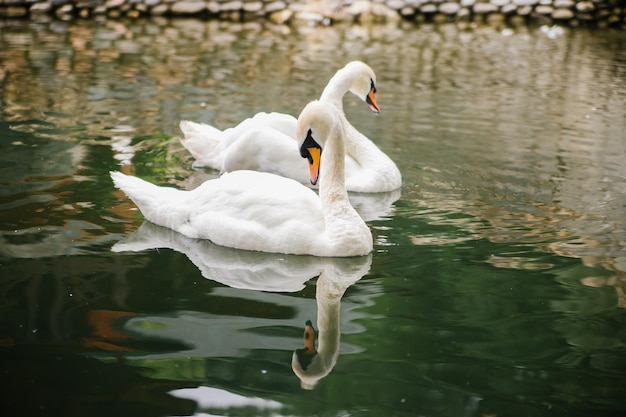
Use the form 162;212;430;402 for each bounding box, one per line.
0;0;625;27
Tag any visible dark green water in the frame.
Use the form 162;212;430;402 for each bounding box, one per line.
1;17;626;417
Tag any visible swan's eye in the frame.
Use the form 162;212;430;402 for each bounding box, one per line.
370;79;377;94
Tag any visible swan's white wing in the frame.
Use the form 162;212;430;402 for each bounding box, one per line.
112;170;326;255
222;125;309;184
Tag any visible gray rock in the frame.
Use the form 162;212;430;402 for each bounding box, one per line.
220;0;242;11
206;1;220;13
419;3;438;13
105;0;125;8
439;2;460;13
554;0;574;7
264;0;286;13
501;3;517;13
387;0;406;9
151;3;169;13
170;0;206;13
406;0;424;7
268;8;292;23
56;3;73;13
575;1;594;12
29;1;52;12
473;2;498;13
490;0;510;7
552;7;574;18
457;6;470;16
534;4;553;14
460;0;475;6
243;1;263;12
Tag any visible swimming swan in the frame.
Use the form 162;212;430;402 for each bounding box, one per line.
111;100;373;257
179;61;401;193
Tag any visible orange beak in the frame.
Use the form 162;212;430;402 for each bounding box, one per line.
306;147;321;186
302;320;317;354
366;86;380;113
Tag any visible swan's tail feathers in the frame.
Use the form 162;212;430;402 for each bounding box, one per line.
179;120;224;169
110;171;183;222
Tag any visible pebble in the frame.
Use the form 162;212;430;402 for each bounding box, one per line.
551;7;573;18
438;1;460;13
575;1;594;12
0;0;622;25
170;0;206;14
534;4;553;14
473;2;498;14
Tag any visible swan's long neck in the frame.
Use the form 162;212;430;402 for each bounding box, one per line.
318;122;349;209
316;116;373;255
341;115;402;192
319;70;352;113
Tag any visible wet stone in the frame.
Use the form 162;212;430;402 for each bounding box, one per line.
29;1;51;12
534;4;553;13
576;0;594;11
419;3;437;12
552;7;573;18
387;0;405;9
170;0;206;13
473;2;498;13
439;1;460;13
554;0;573;7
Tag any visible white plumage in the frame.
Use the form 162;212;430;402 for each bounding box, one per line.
179;61;401;193
111;101;373;257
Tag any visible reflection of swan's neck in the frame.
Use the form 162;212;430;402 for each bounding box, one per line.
314;271;345;366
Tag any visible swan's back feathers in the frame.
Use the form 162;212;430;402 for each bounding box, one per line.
221;125;308;183
179;113;297;171
179;120;224;169
111;171;188;229
111;170;344;256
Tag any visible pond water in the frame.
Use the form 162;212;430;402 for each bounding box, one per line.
1;16;626;417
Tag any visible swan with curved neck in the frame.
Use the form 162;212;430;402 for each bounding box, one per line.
179;61;401;193
111;101;372;257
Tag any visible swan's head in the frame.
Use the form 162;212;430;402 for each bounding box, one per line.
291;320;325;390
297;101;340;186
342;61;380;114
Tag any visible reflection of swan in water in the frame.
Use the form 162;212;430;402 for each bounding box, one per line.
291;256;371;390
113;221;371;293
113;222;371;388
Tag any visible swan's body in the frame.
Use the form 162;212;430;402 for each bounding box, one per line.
111;101;372;257
179;61;401;193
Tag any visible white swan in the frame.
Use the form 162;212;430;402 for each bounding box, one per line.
179;61;402;193
111;100;373;257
